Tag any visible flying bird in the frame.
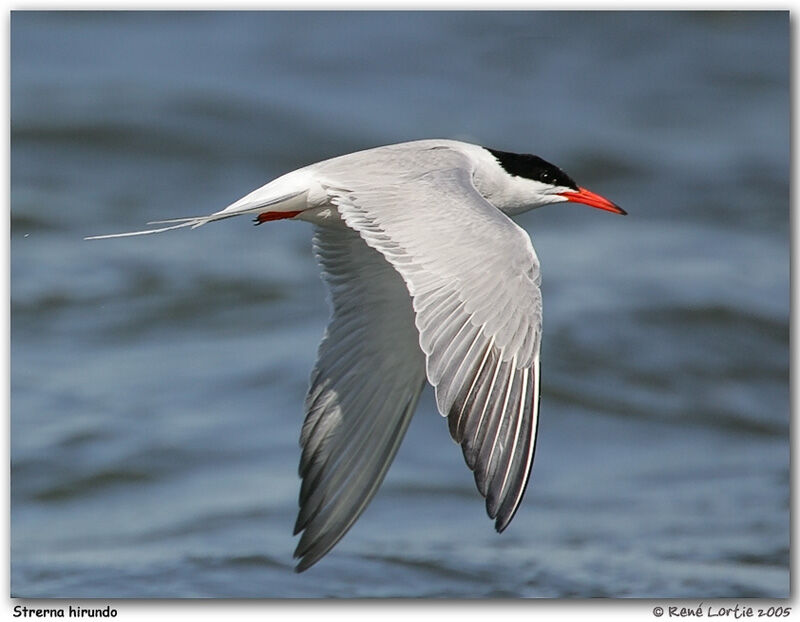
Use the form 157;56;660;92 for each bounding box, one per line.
88;139;625;571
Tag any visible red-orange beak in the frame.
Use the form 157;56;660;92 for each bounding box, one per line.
558;187;626;215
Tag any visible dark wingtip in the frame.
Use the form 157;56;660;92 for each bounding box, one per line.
293;561;308;573
293;505;307;535
494;515;510;533
293;548;319;573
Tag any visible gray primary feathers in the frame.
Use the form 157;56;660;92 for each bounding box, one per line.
293;145;544;571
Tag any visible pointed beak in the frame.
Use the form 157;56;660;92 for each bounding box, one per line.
558;187;626;215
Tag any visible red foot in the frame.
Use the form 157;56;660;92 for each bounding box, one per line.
256;210;303;224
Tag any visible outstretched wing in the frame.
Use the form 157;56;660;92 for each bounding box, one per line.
294;224;426;572
323;147;543;533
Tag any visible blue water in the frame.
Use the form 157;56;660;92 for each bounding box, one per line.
11;11;789;597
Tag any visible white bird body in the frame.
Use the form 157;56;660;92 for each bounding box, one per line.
88;138;624;571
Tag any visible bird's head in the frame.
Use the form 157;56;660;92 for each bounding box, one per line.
486;148;626;216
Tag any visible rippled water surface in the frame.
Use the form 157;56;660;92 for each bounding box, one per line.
11;11;789;598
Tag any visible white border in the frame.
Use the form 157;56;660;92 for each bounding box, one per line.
4;5;794;621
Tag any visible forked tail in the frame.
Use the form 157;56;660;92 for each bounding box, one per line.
85;189;308;240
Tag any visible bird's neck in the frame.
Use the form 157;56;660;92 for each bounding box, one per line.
473;166;541;216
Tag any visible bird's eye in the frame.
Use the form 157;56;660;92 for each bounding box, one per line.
539;171;551;182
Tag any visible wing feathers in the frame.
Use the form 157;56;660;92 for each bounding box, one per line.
323;150;543;536
293;225;425;572
296;145;543;569
435;322;484;415
477;362;519;496
495;361;540;531
294;387;421;572
296;380;408;533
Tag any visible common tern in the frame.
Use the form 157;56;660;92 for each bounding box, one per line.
88;139;625;571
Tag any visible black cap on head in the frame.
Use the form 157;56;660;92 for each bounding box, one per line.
487;148;578;190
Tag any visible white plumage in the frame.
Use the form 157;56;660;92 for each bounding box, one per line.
88;139;624;571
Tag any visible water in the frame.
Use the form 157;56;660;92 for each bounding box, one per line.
11;11;789;598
